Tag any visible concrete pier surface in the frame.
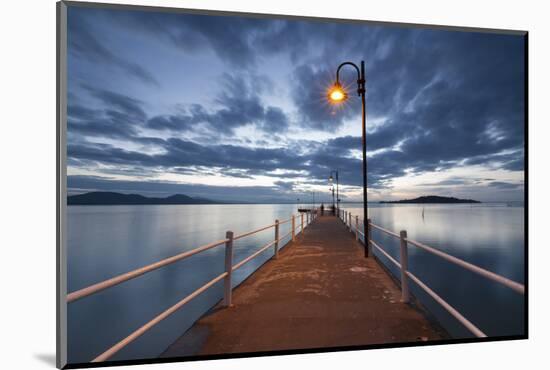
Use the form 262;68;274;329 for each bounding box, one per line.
162;215;446;357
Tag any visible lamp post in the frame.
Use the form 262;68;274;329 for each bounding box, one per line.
329;170;339;216
327;61;368;257
330;186;335;213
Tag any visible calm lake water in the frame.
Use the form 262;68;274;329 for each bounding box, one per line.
344;202;525;339
67;203;525;363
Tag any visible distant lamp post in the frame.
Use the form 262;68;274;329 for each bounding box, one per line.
328;61;368;257
329;170;339;215
329;186;334;212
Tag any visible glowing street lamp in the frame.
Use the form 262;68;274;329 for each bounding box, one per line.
328;82;347;102
328;60;369;257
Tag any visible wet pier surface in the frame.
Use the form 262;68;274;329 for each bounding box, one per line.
162;215;445;357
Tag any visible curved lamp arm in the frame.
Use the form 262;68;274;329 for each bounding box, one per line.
336;61;366;96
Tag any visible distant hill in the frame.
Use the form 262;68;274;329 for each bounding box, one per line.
380;195;481;204
68;191;220;205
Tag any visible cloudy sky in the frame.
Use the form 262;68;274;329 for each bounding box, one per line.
66;5;525;203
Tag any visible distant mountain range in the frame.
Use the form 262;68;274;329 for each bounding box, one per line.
380;195;481;204
68;191;220;205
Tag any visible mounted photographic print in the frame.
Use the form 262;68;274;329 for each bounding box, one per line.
56;1;527;368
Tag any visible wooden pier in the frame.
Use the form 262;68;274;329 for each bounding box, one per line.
161;215;445;357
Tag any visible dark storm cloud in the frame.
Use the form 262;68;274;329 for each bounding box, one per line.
262;107;289;132
463;151;524;172
70;75;289;139
366;124;405;151
66;126;518;194
75;8;525;164
145;73;289;135
68;138;299;174
100;9;275;67
274;180;296;192
287;27;525;179
83;85;147;122
68;143;154;166
68;86;146;139
68;116;139;139
75;8;524;175
146;114;196;132
67;133;372;190
304;135;406;189
67;8;160;87
324;136;361;155
488;181;523;189
501;158;524;171
66;7;525;200
67;105;100;121
210;73;267;133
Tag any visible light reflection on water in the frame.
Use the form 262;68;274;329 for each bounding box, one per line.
344;202;525;338
67;204;299;364
67;203;524;364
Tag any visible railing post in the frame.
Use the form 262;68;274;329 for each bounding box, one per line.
348;212;352;231
301;213;304;231
223;230;234;307
291;215;296;242
366;218;372;258
399;230;410;303
274;219;279;259
307;211;310;225
355;215;359;241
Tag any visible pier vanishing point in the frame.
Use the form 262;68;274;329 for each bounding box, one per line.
162;213;444;357
66;208;525;363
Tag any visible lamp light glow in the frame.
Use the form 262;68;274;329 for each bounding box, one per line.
328;83;347;103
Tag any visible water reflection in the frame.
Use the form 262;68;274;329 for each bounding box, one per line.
67;203;524;363
68;204;296;363
345;203;525;338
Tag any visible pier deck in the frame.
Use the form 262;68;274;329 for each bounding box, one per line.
162;215;445;357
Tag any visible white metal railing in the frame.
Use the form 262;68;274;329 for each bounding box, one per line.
337;208;524;338
68;209;318;362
